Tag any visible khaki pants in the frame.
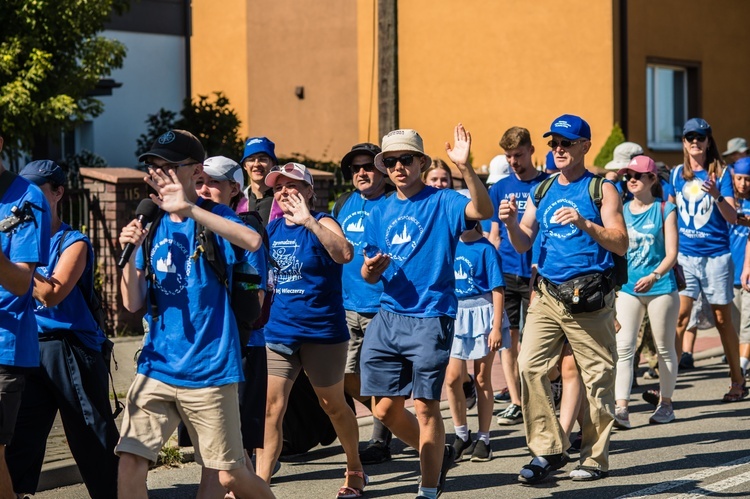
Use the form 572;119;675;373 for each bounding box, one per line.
519;281;617;471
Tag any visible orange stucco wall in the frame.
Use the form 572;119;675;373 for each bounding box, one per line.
364;0;616;169
193;0;360;163
625;0;750;167
191;0;249;136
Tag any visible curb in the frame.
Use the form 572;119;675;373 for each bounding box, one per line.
35;346;729;492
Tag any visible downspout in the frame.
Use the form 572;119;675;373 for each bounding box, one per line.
184;0;192;99
619;0;628;137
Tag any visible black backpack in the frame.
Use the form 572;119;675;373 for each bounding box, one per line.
142;201;274;351
59;230;107;334
533;174;628;288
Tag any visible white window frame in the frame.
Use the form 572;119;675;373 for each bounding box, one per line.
646;64;689;151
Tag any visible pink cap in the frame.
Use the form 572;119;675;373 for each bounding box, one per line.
264;162;314;188
617;155;656;176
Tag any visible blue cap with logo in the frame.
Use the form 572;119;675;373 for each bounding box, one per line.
19;160;67;187
734;156;750;176
683;117;712;137
543;114;592;140
241;137;277;165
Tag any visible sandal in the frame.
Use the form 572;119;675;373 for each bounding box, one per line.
336;470;369;499
570;465;609;481
517;453;568;485
721;382;749;403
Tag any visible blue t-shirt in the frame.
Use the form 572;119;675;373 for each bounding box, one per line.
489;172;549;278
730;198;750;285
364;186;469;317
454;238;505;298
241;235;269;348
135;199;244;388
33;224;106;351
0;175;51;367
533;172;614;284
264;212;349;345
621;201;678;296
334;191;387;313
670;165;734;257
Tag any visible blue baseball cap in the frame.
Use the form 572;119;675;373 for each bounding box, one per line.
240;137;277;165
543;114;592;140
19;160;66;187
734;156;750;176
683;118;712;137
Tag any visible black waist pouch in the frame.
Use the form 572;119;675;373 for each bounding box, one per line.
543;271;613;314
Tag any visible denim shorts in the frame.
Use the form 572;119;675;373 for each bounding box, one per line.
678;252;734;305
360;310;453;400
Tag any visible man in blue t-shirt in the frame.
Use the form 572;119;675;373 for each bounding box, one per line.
115;130;272;499
334;142;396;465
0;130;51;499
488;126;548;426
500;115;628;484
360;125;493;499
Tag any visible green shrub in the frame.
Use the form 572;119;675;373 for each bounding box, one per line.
593;123;626;167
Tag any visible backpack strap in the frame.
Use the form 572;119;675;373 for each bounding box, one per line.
588;175;605;210
195;199;230;290
0;170;18;202
533;174;558;206
143;208;166;319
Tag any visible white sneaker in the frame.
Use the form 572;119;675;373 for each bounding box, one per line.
649;403;675;424
613;406;631;429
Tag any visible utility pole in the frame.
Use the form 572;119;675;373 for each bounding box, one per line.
378;0;398;139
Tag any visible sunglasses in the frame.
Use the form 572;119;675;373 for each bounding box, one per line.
382;154;420;169
271;163;299;173
350;163;376;174
624;172;652;181
684;133;708;143
145;161;200;171
547;139;583;149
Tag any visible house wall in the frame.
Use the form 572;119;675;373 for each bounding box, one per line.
625;0;750;167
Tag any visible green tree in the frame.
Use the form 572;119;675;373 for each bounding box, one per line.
593;123;626;167
136;92;245;162
0;0;128;166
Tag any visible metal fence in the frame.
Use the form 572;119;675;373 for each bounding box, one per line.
59;188;90;233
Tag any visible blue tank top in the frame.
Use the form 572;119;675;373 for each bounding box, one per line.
33;224;106;351
621;201;678;296
264;212;349;345
533;172;614;283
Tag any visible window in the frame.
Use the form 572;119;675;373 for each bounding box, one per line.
646;62;699;151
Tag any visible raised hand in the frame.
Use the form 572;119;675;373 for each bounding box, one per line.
145;168;192;217
282;192;314;227
445;123;472;168
499;195;519;226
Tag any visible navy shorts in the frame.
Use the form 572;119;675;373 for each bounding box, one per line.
360;310;453;400
503;273;531;330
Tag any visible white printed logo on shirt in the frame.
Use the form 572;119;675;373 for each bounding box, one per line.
384;216;424;261
271;239;303;285
677;179;712;231
454;256;476;296
151;238;192;296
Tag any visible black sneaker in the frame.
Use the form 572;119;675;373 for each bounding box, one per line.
463;375;477;410
496;403;523;425
679;352;694;370
451;432;474;462
360;439;391;465
494;387;510;403
470;439;492;462
437;444;456;497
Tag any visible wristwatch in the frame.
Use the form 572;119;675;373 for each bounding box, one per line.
652;271;662;281
716;195;725;203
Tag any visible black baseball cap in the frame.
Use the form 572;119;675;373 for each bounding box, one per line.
138;129;205;164
340;143;381;181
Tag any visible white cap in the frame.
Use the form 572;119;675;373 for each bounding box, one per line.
203;156;244;190
487;155;510;184
604;142;644;170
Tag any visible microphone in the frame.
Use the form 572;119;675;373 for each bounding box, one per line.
117;199;159;268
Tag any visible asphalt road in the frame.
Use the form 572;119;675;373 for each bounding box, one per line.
35;354;750;498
